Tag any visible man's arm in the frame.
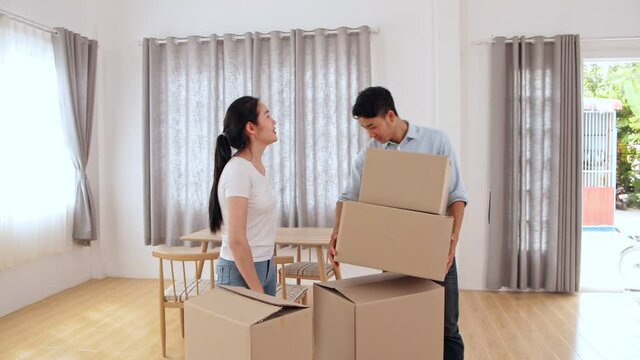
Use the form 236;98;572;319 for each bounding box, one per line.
446;201;465;271
441;132;468;272
330;149;366;267
329;201;343;267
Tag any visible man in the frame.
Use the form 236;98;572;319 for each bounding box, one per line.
329;86;468;360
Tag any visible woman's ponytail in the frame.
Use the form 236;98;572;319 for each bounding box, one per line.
208;133;232;232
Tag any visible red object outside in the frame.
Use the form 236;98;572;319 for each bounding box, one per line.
582;187;615;226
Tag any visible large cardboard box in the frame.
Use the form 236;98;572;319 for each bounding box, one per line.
360;148;451;215
314;272;444;360
336;201;453;281
184;285;312;360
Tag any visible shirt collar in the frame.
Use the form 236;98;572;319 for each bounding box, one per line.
386;121;418;148
405;121;419;141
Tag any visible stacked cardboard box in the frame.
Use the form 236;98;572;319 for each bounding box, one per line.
314;272;444;360
358;147;452;215
315;148;454;360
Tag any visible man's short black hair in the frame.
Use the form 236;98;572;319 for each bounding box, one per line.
351;86;399;119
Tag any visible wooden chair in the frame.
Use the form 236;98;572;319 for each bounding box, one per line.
274;255;308;304
152;248;220;358
282;245;341;284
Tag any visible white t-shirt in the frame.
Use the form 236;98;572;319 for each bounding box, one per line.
218;157;277;262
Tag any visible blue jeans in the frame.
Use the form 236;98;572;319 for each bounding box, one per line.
215;257;277;296
436;257;464;360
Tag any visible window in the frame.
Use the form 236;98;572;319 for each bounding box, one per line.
0;18;75;269
143;28;371;245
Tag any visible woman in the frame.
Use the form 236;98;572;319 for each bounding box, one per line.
209;96;278;295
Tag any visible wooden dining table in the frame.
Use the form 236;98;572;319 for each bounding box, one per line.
180;227;340;281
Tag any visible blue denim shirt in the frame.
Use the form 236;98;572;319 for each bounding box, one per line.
338;122;469;207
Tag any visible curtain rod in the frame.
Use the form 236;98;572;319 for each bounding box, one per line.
0;8;58;35
149;27;379;45
581;35;640;42
474;35;640;45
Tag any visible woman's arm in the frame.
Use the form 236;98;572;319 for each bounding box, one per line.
226;196;264;293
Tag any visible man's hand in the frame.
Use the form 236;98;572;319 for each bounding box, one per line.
446;232;458;272
329;230;340;268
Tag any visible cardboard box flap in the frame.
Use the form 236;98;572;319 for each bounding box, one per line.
315;273;437;304
316;272;404;290
315;275;386;303
220;285;308;308
186;286;281;325
353;275;443;303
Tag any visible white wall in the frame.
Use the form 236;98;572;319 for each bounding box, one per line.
0;0;108;316
457;0;640;289
99;0;461;279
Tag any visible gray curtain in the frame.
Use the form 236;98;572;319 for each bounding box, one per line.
52;28;98;245
143;27;370;246
294;27;370;226
143;32;294;246
488;35;582;292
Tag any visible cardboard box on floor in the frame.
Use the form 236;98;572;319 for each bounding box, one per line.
314;272;444;360
184;285;312;360
360;148;451;215
335;201;453;281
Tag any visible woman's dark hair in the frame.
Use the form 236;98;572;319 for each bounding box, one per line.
208;96;260;233
351;86;399;119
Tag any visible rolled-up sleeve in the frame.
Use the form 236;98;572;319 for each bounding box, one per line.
338;148;366;202
442;135;469;206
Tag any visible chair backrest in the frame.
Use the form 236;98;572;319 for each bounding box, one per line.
152;249;220;303
274;255;294;299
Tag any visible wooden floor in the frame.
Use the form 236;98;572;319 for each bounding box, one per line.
1;278;639;360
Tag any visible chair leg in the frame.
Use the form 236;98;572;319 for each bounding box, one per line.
302;293;308;305
160;304;167;357
180;308;185;338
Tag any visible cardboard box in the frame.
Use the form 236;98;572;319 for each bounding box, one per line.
336;201;453;281
314;272;444;360
184;285;312;360
360;148;451;215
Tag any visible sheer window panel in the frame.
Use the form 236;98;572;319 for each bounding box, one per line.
0;18;76;269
